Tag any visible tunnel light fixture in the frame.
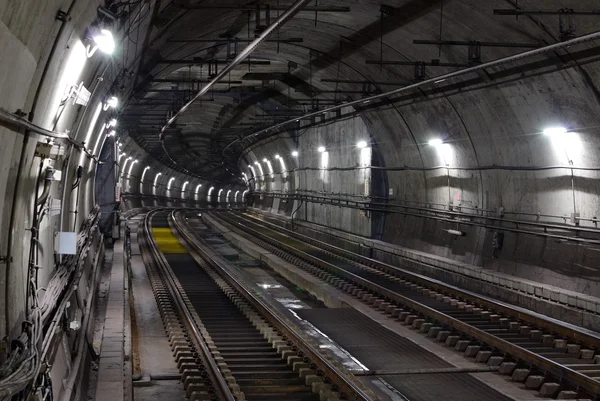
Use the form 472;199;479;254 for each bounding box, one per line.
318;146;326;153
428;138;443;147
107;130;116;137
275;154;281;159
103;96;118;111
543;126;568;137
107;118;117;128
195;184;202;194
93;29;115;54
263;158;268;163
254;161;260;165
291;151;299;157
248;164;252;168
357;140;368;149
167;177;175;191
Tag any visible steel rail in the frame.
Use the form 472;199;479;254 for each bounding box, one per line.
233;212;600;347
141;209;236;401
170;210;376;401
214;212;600;397
223;29;600;154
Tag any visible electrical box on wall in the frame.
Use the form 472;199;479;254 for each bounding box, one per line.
34;142;52;158
56;232;77;255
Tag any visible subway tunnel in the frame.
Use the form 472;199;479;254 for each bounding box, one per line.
2;1;600;400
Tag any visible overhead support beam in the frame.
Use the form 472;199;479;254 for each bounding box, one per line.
157;59;271;65
296;89;380;94
160;0;311;139
366;60;470;68
178;4;350;12
493;8;600;16
150;79;243;84
321;78;410;86
222;29;600;154
141;89;241;93
159;0;312;178
168;37;304;43
413;39;541;48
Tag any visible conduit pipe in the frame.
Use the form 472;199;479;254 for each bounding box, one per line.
0;107;85;150
159;0;311;175
224;29;600;153
159;0;311;139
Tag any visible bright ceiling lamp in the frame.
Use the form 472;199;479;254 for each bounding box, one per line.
263;158;268;162
428;138;443;147
318;146;326;153
87;29;115;57
292;151;299;157
106;118;117;129
108;130;116;137
357;140;368;149
103;96;119;110
274;154;281;159
543;126;568;137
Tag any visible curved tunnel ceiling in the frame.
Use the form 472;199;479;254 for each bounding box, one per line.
118;0;600;184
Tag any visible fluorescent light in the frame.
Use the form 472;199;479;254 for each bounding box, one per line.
275;154;280;159
318;146;326;153
428;138;443;147
543;126;568;136
357;140;368;149
106;96;118;109
94;29;115;55
263;158;268;162
291;151;299;157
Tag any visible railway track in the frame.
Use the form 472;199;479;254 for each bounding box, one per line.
211;210;600;400
138;209;375;401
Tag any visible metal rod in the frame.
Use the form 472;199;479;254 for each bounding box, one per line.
494;9;600;16
160;0;311;139
413;39;541;48
366;60;470;67
224;29;600;153
168;37;303;43
150;79;243;84
321;78;409;85
179;4;349;12
157;59;271;65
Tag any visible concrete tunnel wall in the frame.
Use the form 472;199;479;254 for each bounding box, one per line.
0;0;216;341
240;67;600;298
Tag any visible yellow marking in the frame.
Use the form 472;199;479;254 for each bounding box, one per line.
152;228;188;253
